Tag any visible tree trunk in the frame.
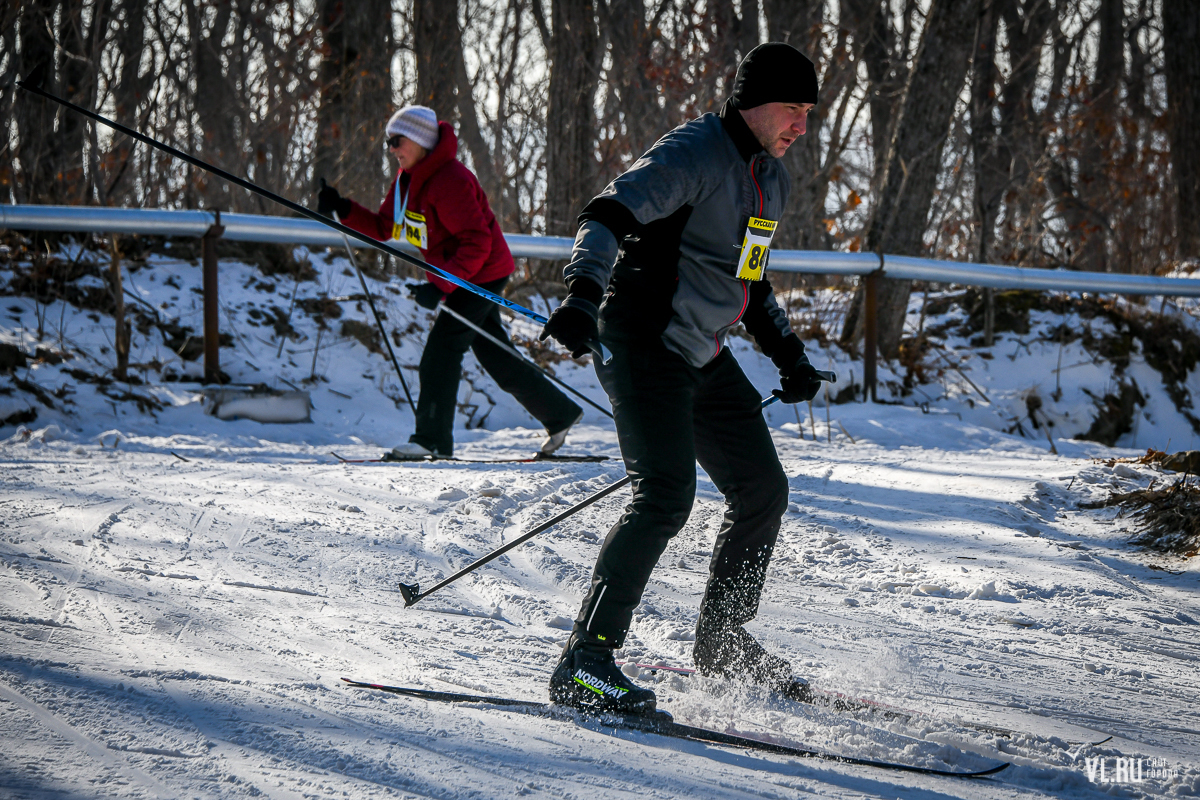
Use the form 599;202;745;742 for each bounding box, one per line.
544;0;599;238
989;0;1054;265
110;236;129;380
736;0;759;69
105;0;150;204
602;0;668;163
57;0;92;205
12;0;98;206
1164;0;1200;259
0;4;15;201
450;34;506;217
971;0;1002;347
189;0;239;209
410;0;507;224
413;0;461;116
13;1;59;204
841;0;904;168
970;0;1002;267
845;0;982;358
765;0;827;250
1074;0;1123;272
315;0;394;205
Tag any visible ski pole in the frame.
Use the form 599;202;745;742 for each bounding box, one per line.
396;381;836;608
435;303;614;419
330;205;416;411
16;78;612;365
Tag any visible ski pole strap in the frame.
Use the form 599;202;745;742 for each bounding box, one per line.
16;78;611;365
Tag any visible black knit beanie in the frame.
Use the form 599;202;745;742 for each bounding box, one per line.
729;42;819;110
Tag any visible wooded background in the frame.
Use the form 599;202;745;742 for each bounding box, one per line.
1;0;1197;356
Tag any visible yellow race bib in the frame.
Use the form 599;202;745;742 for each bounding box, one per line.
736;217;776;281
393;210;428;249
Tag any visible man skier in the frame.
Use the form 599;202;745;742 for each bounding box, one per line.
539;43;825;714
320;105;583;459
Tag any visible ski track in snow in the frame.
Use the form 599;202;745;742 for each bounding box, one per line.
3;249;1200;797
3;431;1199;799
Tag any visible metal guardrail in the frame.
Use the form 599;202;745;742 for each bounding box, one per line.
5;204;1199;296
6;203;1199;400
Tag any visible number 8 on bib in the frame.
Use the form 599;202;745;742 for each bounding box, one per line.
736;217;777;281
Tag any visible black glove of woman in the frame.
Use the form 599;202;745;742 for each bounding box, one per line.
407;282;444;310
317;178;352;219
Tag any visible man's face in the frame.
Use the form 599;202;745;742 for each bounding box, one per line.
739;102;814;158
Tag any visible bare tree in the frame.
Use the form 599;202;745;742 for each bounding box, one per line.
11;1;78;205
413;0;461;114
1075;0;1124;272
843;0;982;358
187;0;242;209
408;1;509;221
598;0;672;166
542;0;600;240
1164;0;1200;260
314;0;394;205
842;0;914;169
970;0;1053;265
102;0;151;205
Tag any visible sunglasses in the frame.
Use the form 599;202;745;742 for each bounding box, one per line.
386;134;404;149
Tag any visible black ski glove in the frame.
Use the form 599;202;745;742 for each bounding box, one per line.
407;282;444;310
317;178;351;219
771;335;822;404
539;279;602;358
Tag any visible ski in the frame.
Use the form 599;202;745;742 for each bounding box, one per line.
329;451;610;465
341;678;1010;777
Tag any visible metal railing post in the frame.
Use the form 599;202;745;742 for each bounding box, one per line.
202;210;224;384
863;270;878;403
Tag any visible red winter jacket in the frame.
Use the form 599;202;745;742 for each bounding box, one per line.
342;121;513;295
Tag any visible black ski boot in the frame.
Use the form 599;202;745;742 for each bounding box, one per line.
549;633;657;715
693;616;814;703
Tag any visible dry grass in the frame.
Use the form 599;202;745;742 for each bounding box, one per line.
1093;449;1200;557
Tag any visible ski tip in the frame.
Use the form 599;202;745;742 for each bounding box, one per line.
397;581;420;606
968;761;1011;777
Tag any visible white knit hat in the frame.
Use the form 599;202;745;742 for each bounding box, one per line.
385;105;440;151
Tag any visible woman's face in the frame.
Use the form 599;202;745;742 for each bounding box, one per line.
388;135;428;171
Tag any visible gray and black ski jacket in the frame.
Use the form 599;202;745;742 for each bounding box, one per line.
564;100;802;369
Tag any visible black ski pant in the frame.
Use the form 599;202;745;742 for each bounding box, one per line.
572;336;789;648
409;277;582;455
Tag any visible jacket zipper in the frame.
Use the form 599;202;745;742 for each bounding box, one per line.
750;156;765;217
714;156;762;359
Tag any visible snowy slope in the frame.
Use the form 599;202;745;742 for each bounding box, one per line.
2;241;1199;798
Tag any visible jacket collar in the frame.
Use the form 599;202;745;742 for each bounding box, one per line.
719;98;764;163
400;121;458;197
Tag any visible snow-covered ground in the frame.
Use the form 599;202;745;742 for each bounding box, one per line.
2;241;1199;798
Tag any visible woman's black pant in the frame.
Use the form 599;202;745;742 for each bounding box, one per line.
409;277;582;455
